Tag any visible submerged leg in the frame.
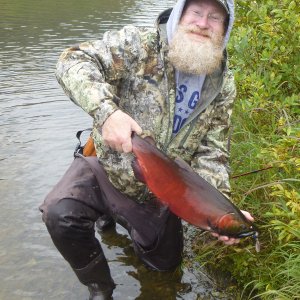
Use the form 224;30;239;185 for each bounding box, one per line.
39;157;116;299
43;198;115;299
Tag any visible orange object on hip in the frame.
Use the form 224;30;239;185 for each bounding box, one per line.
83;137;97;157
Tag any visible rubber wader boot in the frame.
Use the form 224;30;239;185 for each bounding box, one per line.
96;215;116;232
73;252;115;300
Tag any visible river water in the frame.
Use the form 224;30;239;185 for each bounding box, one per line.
0;0;223;299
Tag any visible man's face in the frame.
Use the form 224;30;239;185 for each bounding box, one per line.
180;0;227;40
167;0;228;75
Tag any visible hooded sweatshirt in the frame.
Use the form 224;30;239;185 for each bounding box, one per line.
166;0;235;134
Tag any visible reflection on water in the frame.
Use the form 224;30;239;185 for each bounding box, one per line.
0;0;221;299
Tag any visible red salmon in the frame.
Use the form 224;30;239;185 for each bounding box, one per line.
131;134;258;239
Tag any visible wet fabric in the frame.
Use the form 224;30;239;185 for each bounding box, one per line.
40;155;183;271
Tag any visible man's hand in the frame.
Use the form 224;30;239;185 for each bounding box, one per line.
102;110;142;153
211;210;254;245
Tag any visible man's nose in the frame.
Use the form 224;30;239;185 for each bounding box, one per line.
194;15;210;28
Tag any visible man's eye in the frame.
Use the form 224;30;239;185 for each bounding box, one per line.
193;10;201;16
209;14;224;23
211;15;220;21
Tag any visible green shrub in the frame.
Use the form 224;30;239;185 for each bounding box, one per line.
194;1;300;299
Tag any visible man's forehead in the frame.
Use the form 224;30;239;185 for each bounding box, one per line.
186;0;229;14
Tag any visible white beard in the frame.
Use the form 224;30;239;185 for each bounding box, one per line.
168;25;224;75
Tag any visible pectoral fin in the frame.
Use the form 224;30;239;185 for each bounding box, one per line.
131;158;146;184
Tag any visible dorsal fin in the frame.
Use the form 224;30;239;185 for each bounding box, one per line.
174;157;194;172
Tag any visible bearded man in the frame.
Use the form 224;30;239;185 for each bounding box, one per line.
40;0;253;299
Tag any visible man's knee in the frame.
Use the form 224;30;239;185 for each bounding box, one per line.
42;199;71;236
42;198;95;240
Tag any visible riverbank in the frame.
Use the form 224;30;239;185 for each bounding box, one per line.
183;225;240;299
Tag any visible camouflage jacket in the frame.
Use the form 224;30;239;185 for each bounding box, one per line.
56;10;236;202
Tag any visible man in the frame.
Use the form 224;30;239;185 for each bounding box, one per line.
40;0;253;299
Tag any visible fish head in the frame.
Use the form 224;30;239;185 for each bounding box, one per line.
215;212;258;238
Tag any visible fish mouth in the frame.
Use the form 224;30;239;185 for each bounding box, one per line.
235;222;259;238
237;231;261;252
236;230;257;238
235;220;259;238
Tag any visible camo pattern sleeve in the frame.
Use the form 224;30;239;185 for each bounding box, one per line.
191;70;236;197
55;25;151;127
